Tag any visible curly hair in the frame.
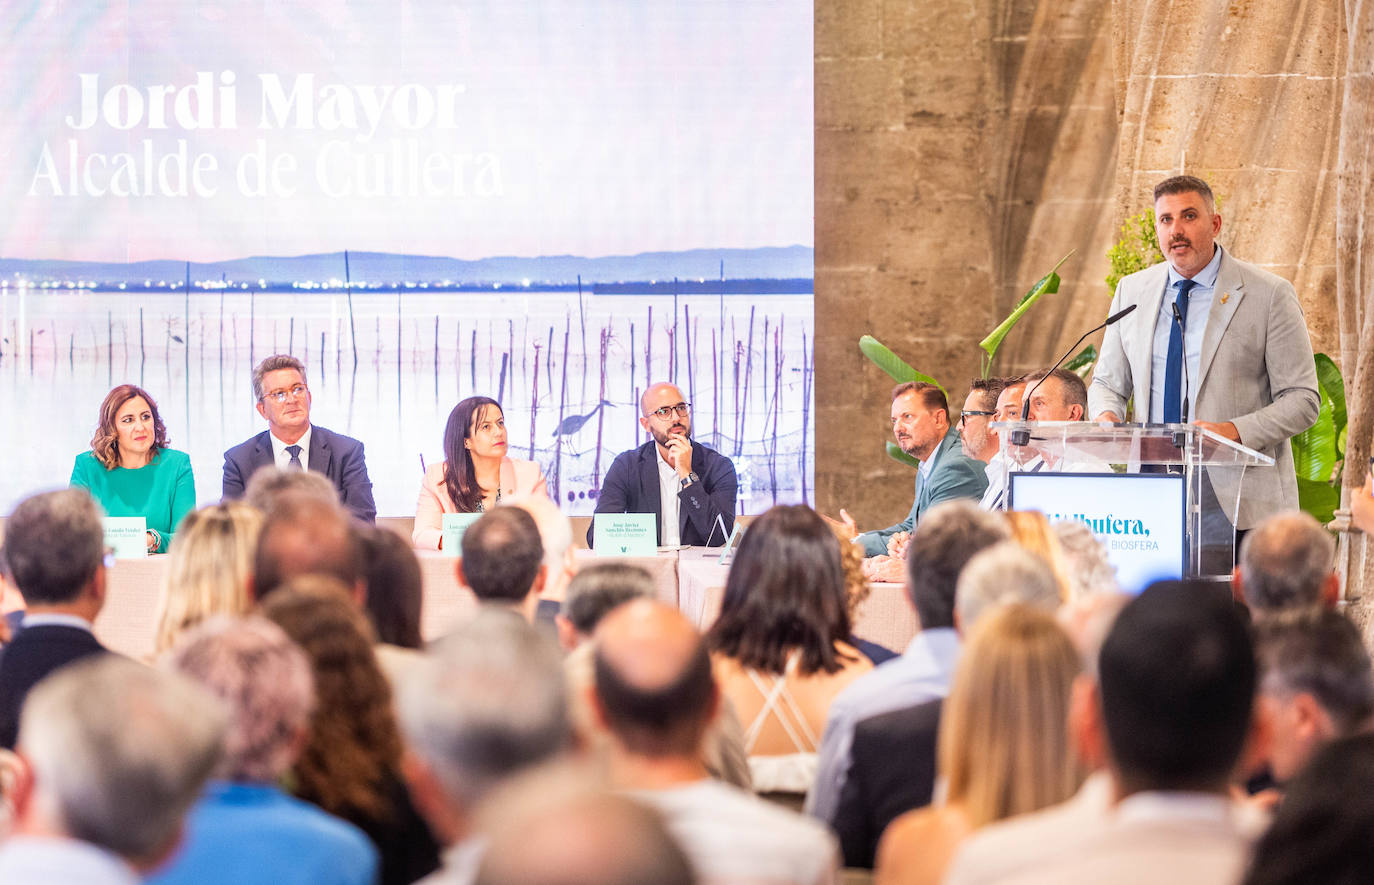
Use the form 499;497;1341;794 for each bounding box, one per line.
259;576;402;824
90;384;169;469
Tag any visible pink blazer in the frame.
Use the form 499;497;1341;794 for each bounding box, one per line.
412;458;549;549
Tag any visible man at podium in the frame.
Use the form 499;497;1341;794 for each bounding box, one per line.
1087;175;1319;531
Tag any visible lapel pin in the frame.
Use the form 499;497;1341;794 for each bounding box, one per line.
1220;292;1230;304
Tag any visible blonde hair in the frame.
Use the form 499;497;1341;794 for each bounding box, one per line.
154;503;264;654
939;604;1085;828
1004;510;1071;602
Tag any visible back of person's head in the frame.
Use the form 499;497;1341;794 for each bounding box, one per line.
906;500;1011;630
358;525;424;648
1002;510;1071;599
243;465;340;513
1241;733;1374;885
594;599;716;759
1098;580;1255;793
459;508;545;603
258;576;399;821
4;488;104;606
167;615;315;784
155;502;264;653
1051;520;1120;599
474;771;694;885
1238;511;1337;615
940;604;1084;828
17;656;225;865
397;608;569;811
707;504;851;675
252;493;361;601
954;541;1062;631
560;563;655;638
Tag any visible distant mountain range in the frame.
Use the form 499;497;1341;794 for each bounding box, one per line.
0;245;814;288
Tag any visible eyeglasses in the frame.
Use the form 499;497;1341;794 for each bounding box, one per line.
647;402;692;420
263;384;308;404
959;410;993;426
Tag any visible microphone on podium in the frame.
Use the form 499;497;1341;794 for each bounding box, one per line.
1009;304;1138;447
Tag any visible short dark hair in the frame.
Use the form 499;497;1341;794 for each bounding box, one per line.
5;489;104;605
1025;368;1087;411
966;378;1006;413
252;494;362;601
460;508;544;603
594;639;715;758
707;504;852;675
358;526;424;648
561;563;655;636
1153;175;1216;211
905;500;1011;630
1255;611;1374;735
1099;580;1255;792
892;381;949;418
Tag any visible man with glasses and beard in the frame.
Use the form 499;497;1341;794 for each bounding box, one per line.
589;382;737;547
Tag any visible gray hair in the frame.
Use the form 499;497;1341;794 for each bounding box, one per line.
1239;511;1335;614
4;489;104;605
167;616;315;783
906;500;1012;630
244;466;340;514
955;541;1062;631
1255;610;1374;735
18;656;226;861
397;609;570;810
251;354;307;403
1052;520;1120;600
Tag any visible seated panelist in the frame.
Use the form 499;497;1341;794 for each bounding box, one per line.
69;384;195;554
412;396;548;550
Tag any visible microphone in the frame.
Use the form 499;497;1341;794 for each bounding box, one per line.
1170;302;1190;447
1009;304;1137;447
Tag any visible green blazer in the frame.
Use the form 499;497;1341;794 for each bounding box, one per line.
858;429;988;557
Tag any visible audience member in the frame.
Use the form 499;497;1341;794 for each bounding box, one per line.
808;500;1010;822
0;547;23;641
1234;510;1339;616
153;502;263;654
1353;472;1374;535
1002;510;1071;600
357;525;425;683
262;578;441;885
0;656;224;882
832;541;1062;867
594;599;839;884
148;616;378;885
396;608;571;884
1254;610;1374;785
243;465;341;513
707;505;873;796
457;507;545;621
1240;733;1374;885
831;521;897;664
252;493;363;602
1051;520;1120;599
874;605;1085;885
0;489;112;749
556;562;656;652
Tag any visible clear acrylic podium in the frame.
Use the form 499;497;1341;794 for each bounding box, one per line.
989;421;1275;580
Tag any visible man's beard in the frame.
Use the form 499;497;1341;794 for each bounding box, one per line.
651;423;691;446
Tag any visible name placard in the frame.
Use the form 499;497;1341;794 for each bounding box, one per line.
441;513;483;557
103;516;147;559
593;513;657;556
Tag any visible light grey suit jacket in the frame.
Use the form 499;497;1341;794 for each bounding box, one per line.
1087;248;1319;529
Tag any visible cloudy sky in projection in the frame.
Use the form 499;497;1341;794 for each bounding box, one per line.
0;0;812;263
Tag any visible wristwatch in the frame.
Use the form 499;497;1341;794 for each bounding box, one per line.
680;472;699;490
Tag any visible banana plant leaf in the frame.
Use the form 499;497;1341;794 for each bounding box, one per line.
1291;381;1337;484
1063;344;1098;377
978;250;1075;370
1296;477;1341;525
886;441;923;470
859;335;945;394
1315;353;1346;456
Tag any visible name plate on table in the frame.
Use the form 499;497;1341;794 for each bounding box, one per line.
103;517;147;559
441;513;483;557
593;514;657;556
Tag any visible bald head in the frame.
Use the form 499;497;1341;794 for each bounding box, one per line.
593;600;716;758
1237;511;1338;615
639;382;685;416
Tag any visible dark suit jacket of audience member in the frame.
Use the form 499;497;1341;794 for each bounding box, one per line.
0;624;109;749
221;426;378;523
832;697;943;869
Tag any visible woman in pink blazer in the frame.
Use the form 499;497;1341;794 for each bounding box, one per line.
413;396;548;550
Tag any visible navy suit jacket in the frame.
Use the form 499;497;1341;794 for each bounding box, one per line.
589;440;737;547
0;623;109;749
221;425;377;524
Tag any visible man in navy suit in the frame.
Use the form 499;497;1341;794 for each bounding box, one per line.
0;488;112;749
222;354;376;523
589;382;737;548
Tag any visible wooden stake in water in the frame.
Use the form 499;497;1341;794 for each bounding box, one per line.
344;250;359;367
529;341;542;460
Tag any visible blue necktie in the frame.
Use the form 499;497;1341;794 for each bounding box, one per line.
285;444;303;470
1163;279;1196;424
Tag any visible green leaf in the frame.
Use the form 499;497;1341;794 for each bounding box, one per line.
1063;344;1098;376
859;335;945;394
885;441;923;471
1314;353;1346;446
1291;383;1337;483
978;251;1075;363
1296;477;1341;526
